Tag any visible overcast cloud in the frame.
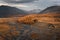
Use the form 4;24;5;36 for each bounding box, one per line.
0;0;60;11
2;0;35;3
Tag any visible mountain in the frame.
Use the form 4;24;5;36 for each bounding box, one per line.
40;6;60;13
28;9;41;14
0;5;27;18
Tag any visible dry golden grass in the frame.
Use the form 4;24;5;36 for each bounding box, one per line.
0;24;10;34
17;13;60;24
0;12;60;24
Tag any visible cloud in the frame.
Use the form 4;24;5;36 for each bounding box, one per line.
2;0;35;3
10;4;29;7
0;3;8;5
50;0;60;1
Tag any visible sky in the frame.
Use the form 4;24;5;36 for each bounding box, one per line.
0;0;60;11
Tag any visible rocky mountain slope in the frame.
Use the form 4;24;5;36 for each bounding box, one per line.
0;5;27;17
40;6;60;13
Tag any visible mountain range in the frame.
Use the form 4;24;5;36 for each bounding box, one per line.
28;9;41;14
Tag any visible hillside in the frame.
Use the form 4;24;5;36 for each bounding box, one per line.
0;5;27;17
40;6;60;13
0;17;57;40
